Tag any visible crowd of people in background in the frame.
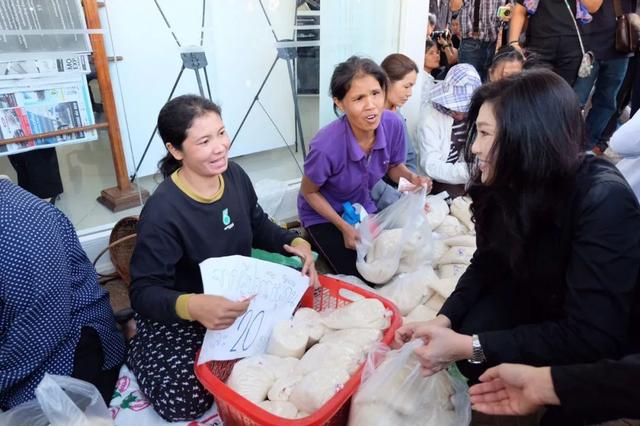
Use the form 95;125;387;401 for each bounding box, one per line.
2;1;640;425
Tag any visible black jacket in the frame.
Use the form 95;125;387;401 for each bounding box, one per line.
551;354;640;423
440;156;640;367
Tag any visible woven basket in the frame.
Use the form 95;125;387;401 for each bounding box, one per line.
94;216;138;285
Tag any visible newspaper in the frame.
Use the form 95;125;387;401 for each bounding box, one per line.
0;54;92;79
0;0;91;54
0;75;97;156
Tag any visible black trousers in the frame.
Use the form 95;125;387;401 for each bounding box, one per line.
72;326;121;406
306;222;364;279
127;315;213;422
8;148;63;199
526;35;583;86
600;54;639;146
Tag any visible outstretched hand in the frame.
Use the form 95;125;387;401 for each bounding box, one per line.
469;364;560;416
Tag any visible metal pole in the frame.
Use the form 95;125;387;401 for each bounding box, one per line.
286;57;306;158
130;65;185;182
231;55;280;146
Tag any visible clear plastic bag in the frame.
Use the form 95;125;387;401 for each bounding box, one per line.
348;340;471;426
0;374;113;426
356;188;433;284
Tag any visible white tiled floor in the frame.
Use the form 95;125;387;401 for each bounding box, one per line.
0;96;318;232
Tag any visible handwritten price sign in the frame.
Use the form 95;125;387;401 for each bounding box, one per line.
197;255;309;363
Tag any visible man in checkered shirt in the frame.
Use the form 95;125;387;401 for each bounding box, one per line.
450;0;509;81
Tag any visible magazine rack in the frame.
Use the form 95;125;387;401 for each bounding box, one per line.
0;0;149;212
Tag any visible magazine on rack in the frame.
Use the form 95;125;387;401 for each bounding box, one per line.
0;75;97;156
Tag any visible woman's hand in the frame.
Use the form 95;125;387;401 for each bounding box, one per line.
284;241;319;287
187;294;250;330
340;223;360;250
394;315;452;348
410;174;432;192
469;364;560;416
411;324;473;376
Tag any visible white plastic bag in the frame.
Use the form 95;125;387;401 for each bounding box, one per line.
321;298;390;330
435;215;468;238
404;304;439;323
0;374;112;426
425;195;450;229
292;308;327;346
296;341;364;375
349;341;471;426
437;263;468;281
289;367;350;414
398;219;435;273
356;188;432;284
437;246;475;266
450;196;474;231
266;320;309;358
227;354;298;403
319;328;383;353
376;268;437;315
254;179;287;219
443;235;476;248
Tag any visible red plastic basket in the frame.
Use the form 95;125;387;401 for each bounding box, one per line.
194;274;401;426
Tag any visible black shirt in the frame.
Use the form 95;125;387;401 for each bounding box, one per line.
551;354;640;423
129;161;298;323
440;157;640;368
582;0;636;61
518;0;580;38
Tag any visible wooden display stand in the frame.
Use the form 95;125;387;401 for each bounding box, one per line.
85;0;150;211
0;0;149;212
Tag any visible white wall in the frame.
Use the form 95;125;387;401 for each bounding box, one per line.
319;1;401;128
101;0;297;178
399;0;429;142
318;0;428;141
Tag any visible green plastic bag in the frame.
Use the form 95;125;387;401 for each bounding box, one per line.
251;248;318;269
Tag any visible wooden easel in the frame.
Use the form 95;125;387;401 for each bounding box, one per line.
0;0;149;212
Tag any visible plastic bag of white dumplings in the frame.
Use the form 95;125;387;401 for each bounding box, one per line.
356;187;433;284
348;340;471;426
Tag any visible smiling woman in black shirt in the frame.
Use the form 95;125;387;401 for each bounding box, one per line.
127;95;316;422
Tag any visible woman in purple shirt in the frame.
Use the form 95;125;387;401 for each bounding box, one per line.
298;56;430;278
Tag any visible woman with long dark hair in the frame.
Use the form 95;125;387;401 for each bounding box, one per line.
128;95;317;421
396;69;640;421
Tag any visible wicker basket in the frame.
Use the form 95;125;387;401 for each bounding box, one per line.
94;216;138;285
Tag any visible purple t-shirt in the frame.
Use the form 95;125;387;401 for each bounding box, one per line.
297;109;407;227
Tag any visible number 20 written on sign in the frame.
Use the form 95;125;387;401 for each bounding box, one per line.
230;309;265;352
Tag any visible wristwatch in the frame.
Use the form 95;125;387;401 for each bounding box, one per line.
468;334;486;364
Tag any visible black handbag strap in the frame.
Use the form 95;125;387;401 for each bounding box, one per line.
473;0;481;34
613;0;624;18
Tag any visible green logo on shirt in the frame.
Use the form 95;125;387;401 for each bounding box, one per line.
222;208;231;226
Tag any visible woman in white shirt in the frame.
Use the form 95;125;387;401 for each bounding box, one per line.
416;63;481;196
